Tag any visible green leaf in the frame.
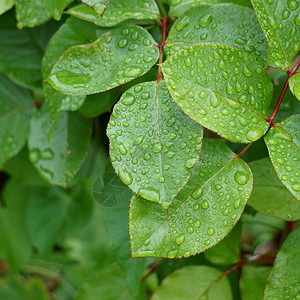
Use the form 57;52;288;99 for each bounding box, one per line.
248;158;300;220
152;265;232;300
27;187;70;254
47;25;159;95
130;139;252;258
264;227;300;300
0;0;14;15
252;0;300;71
162;43;273;143
68;0;159;27
289;71;300;100
165;4;268;67
240;266;271;300
28;103;92;187
0;73;35;165
107;80;203;209
81;0;110;16
205;222;241;265
40;0;68;20
42;17;101;118
264;114;300;200
0;12;43;89
169;0;252;17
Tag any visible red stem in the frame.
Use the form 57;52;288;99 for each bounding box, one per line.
268;57;300;125
236;143;253;158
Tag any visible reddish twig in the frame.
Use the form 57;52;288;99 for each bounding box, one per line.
236;143;253;158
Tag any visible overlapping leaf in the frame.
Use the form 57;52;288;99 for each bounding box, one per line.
28;103;92;187
289;72;300;100
130;139;252;258
248;158;300;220
165;4;268;66
0;0;14;15
252;0;300;71
152;266;232;300
264;227;300;300
40;0;68;20
264;114;300;200
82;0;110;16
162;43;273;143
68;0;159;27
0;73;35;165
47;25;159;95
107;81;203;209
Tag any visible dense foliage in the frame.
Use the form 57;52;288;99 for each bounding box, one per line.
0;0;299;299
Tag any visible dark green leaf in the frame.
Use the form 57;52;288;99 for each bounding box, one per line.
248;158;300;220
130;139;252;258
162;43;273;143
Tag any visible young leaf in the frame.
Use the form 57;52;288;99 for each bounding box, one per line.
165;4;268;67
130;139;252;258
0;73;35;165
0;0;14;15
248;158;300;220
252;0;300;71
152;265;232;300
47;25;159;95
68;0;159;27
289;71;300;100
264;114;300;200
162;43;273;143
28;103;92;187
40;0;68;21
239;266;271;300
264;227;300;300
107;81;203;209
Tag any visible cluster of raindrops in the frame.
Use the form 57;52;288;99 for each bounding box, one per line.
107;81;203;208
48;26;159;94
162;43;272;143
130;140;252;258
165;4;268;66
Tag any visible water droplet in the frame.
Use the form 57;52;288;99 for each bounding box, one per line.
185;157;197;168
118;143;127;155
138;188;160;202
246;127;264;141
123;66;143;77
234;199;241;209
187;226;194;233
207;227;215;236
121;93;135;105
192;187;203;199
202;200;209;209
118;38;128;48
234;170;249;185
243;65;253;77
194;220;201;228
175;233;185;245
41;148;54;160
152;143;162;153
185;57;192;67
199;14;212;27
118;168;133;185
288;0;299;10
193;203;200;211
235;38;247;45
29;148;40;163
176;16;190;31
133;136;144;145
210;94;221;108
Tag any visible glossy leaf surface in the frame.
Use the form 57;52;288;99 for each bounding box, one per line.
40;0;68;20
162;43;273;143
82;0;110;16
264;227;300;300
166;4;268;66
0;74;35;165
248;158;300;220
264;114;300;200
252;0;300;71
107;81;203;209
48;25;159;95
28;104;92;187
152;265;232;300
68;0;159;27
130;139;252;258
289;72;300;100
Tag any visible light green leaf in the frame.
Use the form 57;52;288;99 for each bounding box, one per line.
165;4;268;66
42;17;101;118
162;43;273;143
240;266;271;300
28;103;92;187
47;25;159;95
81;0;110;16
40;0;68;20
27;187;70;254
107;81;203;209
68;0;159;27
152;265;232;300
205;222;241;265
248;158;300;220
289;71;300;100
252;0;300;71
0;0;14;15
264;114;300;200
0;73;35;165
264;227;300;300
169;0;252;17
130;139;252;258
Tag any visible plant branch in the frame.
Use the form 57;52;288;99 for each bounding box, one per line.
236;143;253;158
142;258;165;281
155;0;167;17
268;57;300;125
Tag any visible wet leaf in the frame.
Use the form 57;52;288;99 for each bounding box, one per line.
40;0;68;20
47;25;159;95
289;71;300;100
130;139;252;258
162;43;273;143
0;0;14;15
264;114;300;200
165;4;268;66
252;0;300;71
107;81;203;209
82;0;110;16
